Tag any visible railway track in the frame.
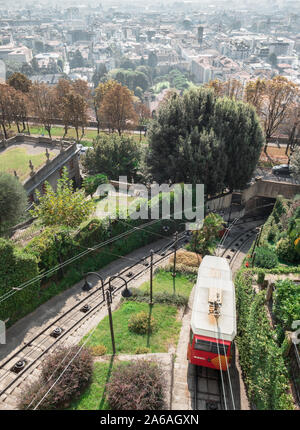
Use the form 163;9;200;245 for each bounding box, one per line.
0;232;187;408
194;365;223;410
192;215;267;410
0;213;268;409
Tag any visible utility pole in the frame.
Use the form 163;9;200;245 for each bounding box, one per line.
173;231;178;276
227;203;233;227
106;291;116;355
172;231;178;295
150;249;154;305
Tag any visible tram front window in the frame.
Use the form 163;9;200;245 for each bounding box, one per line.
194;338;228;355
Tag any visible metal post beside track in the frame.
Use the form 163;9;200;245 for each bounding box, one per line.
150;249;154;305
106;291;116;355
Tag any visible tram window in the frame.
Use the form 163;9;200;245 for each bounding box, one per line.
194;339;211;351
211;343;228;355
194;339;228;355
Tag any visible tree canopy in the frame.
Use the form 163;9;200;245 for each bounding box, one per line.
82;134;141;182
7;72;32;93
290;147;300;181
0;172;28;232
245;76;299;150
30;167;94;228
98;82;137;135
146;87;264;195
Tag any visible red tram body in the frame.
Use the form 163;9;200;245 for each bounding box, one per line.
187;256;236;371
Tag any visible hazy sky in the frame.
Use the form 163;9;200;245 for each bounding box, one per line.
0;0;298;11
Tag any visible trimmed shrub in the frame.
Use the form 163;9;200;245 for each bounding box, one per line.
273;279;300;330
82;173;108;197
89;344;107;356
275;237;298;264
18;346;93;410
165;262;199;275
135;346;150;354
125;288;188;307
128;311;156;335
169;249;202;268
106;361;166;410
254;246;278;269
257;271;265;286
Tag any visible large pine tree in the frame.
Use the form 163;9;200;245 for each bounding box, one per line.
146;87;264;195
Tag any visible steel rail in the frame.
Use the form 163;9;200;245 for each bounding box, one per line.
0;233;186;399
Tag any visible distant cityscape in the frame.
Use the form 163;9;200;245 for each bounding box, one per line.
0;0;299;114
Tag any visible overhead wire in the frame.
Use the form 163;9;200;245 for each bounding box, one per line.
29;236;184;410
0;217;174;305
218;325;236;410
214;321;228;410
0;233;183;399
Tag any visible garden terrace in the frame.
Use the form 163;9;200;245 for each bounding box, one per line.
81;270;195;355
235;268;299;410
68;270;195;410
0;135;81;199
0;139;58;182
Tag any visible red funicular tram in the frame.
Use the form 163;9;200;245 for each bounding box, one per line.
187;256;236;371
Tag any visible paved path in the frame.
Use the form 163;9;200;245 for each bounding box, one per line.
0;236;173;409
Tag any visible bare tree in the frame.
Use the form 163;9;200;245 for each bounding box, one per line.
30;83;58;139
245;76;299;152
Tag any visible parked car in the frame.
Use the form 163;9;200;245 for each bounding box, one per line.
272;164;291;176
77;144;90;157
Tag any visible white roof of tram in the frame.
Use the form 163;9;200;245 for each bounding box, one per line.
191;255;237;342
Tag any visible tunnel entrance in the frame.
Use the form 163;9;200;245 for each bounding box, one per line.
244;196;276;218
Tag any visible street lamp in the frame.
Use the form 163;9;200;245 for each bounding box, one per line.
106;290;116;355
82;272;115;355
82;272;105;300
108;275;132;303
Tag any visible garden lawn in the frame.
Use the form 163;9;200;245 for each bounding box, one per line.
68;361;113;410
82;301;181;354
0;146;55;181
139;269;194;299
69;359;133;410
10;125;148;144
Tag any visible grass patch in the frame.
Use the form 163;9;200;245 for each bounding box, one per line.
82;301;181;354
0;146;55;181
11;124;148;144
139;269;194;298
72;270;194;410
69;360;117;410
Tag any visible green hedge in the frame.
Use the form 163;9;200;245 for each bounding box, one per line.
258;195;300;266
25;227;76;273
2;216;183;327
273;279;300;331
235;269;294;410
0;238;40;325
254;246;278;269
1;187;195;327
